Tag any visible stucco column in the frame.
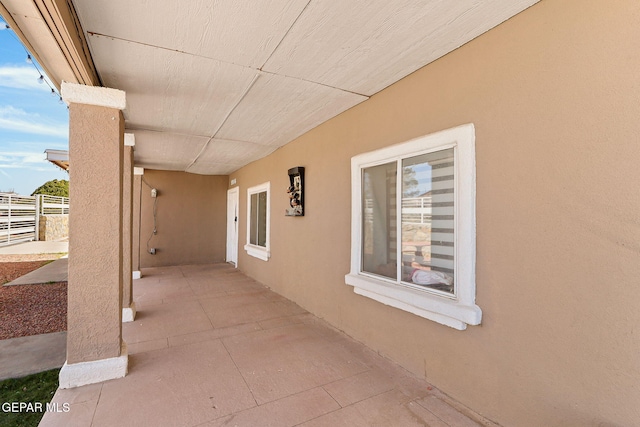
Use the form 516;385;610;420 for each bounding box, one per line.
59;82;128;389
122;135;136;322
132;167;143;279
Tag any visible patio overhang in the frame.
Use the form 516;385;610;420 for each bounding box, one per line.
44;149;69;172
1;0;546;396
0;0;540;175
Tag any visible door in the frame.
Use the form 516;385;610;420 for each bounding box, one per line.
226;187;239;266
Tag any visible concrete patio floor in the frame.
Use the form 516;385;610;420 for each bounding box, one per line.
40;263;493;427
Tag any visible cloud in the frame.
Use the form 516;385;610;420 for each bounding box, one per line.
0;150;53;172
4;140;67;151
0;106;67;137
0;151;45;163
0;65;55;91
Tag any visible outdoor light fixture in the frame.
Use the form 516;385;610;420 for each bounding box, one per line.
26;54;32;64
37;75;44;84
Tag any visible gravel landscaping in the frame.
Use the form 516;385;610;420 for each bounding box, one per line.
0;260;50;285
0;259;67;340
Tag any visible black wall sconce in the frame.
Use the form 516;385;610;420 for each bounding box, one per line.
286;167;304;216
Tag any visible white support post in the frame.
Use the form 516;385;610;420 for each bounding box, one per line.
7;195;11;244
35;194;40;241
122;134;136;322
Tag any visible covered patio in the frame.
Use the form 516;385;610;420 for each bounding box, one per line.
41;263;488;426
3;0;640;425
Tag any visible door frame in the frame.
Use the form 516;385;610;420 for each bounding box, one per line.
226;187;239;267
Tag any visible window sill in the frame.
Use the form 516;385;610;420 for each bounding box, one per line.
345;273;482;330
244;244;270;261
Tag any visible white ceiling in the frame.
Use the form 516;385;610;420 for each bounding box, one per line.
70;0;539;175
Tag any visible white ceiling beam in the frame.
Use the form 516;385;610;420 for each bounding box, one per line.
124;133;135;147
61;81;125;109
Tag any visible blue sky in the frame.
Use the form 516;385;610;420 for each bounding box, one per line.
0;20;69;195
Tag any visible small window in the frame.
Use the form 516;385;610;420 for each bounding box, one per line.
346;124;481;330
244;182;270;261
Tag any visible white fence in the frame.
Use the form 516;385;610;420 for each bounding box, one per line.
402;196;433;224
0;193;70;246
38;194;70;215
364;196;434;225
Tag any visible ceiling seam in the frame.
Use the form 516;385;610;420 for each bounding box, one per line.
259;69;369;98
124;128;275;149
184;72;263;172
209;71;262;139
258;0;312;70
86;31;258;74
124;127;212;139
86;30;368;97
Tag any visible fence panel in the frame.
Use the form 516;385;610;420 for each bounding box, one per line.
38;194;70;215
0;194;70;246
0;193;37;246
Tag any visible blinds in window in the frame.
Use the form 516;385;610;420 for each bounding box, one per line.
402;148;455;293
361;148;455;293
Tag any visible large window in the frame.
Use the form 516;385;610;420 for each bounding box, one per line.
345;124;481;330
244;182;270;261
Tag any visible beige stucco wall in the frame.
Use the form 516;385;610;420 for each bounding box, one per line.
68;103;123;364
139;170;228;267
228;1;640;425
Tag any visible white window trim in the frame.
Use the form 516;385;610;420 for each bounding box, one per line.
345;123;482;330
244;182;271;261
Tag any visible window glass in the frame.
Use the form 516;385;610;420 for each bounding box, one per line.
360;149;455;294
402;148;455;294
257;191;267;247
249;191;267;247
245;182;270;261
346;124;481;329
362;162;396;279
250;193;258;245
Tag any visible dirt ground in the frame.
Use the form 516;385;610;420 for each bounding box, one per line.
0;260;50;285
0;258;67;340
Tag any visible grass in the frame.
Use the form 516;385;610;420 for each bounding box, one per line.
42;253;68;259
0;369;60;427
